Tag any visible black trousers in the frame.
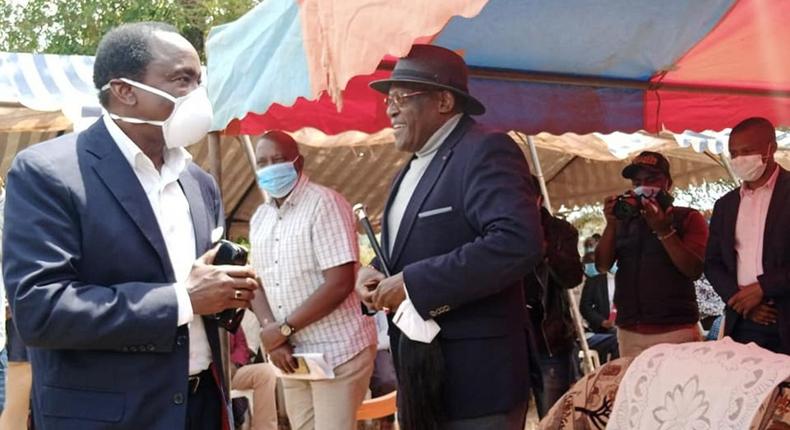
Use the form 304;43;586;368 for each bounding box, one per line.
732;318;781;353
186;368;223;430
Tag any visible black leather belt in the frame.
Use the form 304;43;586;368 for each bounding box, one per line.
188;368;212;395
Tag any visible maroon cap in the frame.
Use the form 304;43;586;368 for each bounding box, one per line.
622;151;671;180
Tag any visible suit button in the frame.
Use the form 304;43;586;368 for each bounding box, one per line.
176;336;187;347
146;344;155;352
429;310;438;318
129;346;138;352
173;393;184;405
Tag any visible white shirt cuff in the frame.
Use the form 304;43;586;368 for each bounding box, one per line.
174;283;194;326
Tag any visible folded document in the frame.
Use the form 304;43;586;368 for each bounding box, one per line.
272;353;335;380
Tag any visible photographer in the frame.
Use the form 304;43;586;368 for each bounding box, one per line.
595;151;708;357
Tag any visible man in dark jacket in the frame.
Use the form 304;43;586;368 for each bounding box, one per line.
356;45;543;430
706;117;790;354
524;176;583;418
580;251;620;363
595;151;707;357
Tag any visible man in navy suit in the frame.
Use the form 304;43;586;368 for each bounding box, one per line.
2;22;257;429
356;45;543;430
706;117;789;354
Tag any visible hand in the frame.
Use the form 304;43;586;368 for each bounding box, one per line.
260;322;288;352
603;195;618;222
268;344;297;374
356;266;385;309
641;199;673;236
372;272;407;312
746;302;778;326
601;319;614;330
185;246;258;315
728;282;764;316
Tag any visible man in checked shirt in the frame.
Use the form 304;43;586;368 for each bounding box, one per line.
249;130;377;430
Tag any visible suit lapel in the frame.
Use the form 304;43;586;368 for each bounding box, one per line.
763;168;790;257
179;168;211;255
85;121;174;280
389;117;472;267
723;192;740;261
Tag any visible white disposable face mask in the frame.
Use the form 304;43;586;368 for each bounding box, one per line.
730;154;767;182
633;185;662;198
102;77;213;148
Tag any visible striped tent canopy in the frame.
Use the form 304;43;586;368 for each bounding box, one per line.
0;52;102;131
207;0;790;136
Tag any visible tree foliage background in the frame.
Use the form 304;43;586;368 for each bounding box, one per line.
0;0;261;58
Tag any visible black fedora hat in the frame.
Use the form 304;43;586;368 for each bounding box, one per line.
370;44;485;115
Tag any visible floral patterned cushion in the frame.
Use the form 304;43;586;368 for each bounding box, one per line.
539;357;790;430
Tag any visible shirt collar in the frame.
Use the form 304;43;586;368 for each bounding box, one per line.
416;114;463;158
102;114;192;183
740;164;780;198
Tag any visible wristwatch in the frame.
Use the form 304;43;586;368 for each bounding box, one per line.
279;319;296;337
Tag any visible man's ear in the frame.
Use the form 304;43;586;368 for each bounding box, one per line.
437;90;457;114
768;141;778;159
107;80;137;107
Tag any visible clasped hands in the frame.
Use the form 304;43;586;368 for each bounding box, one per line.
354;266;407;313
729;282;777;326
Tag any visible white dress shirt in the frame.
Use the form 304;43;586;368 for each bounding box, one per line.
103;115;211;375
607;272;616;305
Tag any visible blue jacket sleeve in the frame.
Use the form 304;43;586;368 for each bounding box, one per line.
403;132;544;318
2;149;179;351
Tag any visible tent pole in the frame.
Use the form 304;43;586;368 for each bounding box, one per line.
207;132;223;184
522;134;553;212
240;135;267;200
206;131;232;394
521;133;597;374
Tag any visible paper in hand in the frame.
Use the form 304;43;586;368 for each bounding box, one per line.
392;299;440;343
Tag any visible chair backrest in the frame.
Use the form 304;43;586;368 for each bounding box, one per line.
356;390;397;421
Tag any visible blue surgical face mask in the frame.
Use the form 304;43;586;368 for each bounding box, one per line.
610;262;619;274
256;158;299;198
584;263;599;278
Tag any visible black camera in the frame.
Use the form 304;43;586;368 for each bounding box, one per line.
613;190;674;221
212;240;248;332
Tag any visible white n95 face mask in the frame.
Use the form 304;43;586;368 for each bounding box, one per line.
730;154;767;182
102;77;214;148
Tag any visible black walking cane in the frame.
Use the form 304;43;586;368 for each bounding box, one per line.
353;204;444;430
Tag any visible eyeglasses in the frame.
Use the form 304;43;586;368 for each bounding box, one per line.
383;91;427;107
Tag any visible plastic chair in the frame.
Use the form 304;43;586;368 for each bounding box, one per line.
356;390;397;421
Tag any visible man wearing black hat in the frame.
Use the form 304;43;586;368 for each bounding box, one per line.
355;44;543;429
595;151;708;357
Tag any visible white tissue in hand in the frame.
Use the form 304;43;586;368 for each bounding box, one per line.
392;299;440;343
